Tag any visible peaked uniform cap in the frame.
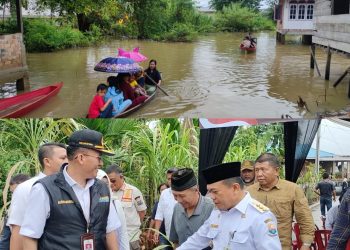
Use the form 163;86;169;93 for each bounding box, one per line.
68;129;114;156
241;160;254;171
202;162;241;184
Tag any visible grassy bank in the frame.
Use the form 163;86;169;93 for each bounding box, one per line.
0;2;275;52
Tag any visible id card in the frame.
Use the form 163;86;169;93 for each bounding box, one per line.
81;233;95;250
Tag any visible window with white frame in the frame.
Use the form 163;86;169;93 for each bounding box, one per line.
290;4;297;19
306;5;313;19
289;3;314;20
298;5;305;19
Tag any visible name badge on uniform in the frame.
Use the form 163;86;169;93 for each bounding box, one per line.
81;233;95;250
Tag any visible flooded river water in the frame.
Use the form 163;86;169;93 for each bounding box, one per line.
21;32;350;118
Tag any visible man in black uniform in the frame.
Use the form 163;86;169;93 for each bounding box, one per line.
20;129;120;250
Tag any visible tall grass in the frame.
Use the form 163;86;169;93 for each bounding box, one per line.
0;161;28;233
123;122;198;210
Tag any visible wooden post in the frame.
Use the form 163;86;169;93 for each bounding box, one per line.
15;0;23;33
325;46;332;80
16;78;24;91
309;46;321;76
310;44;315;69
333;68;349;87
281;34;285;45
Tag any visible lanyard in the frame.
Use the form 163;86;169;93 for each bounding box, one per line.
86;187;93;233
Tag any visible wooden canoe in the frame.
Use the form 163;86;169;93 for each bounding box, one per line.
240;43;256;52
114;84;157;118
0;82;63;118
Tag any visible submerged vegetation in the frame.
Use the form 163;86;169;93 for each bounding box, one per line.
0;0;275;51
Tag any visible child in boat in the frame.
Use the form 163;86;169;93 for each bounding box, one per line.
106;76;132;116
129;74;147;97
87;83;113;118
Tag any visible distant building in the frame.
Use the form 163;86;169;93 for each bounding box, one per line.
0;0;58;18
307;148;350;178
197;6;215;14
274;0;315;44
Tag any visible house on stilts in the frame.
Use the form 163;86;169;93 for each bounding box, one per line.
311;0;350;97
274;0;315;44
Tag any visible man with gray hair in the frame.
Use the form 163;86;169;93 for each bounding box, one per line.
106;165;147;250
247;153;314;250
169;168;214;247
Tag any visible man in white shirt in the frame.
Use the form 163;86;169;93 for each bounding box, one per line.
107;165;147;250
20;129;120;250
153;168;178;248
178;162;282;250
97;169;130;250
8;142;67;250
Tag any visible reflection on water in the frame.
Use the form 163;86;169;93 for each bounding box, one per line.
23;32;350;118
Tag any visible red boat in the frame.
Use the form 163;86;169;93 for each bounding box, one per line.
0;82;63;118
240;43;256;52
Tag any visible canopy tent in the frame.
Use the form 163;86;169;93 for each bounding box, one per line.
198;118;321;194
311;118;350;156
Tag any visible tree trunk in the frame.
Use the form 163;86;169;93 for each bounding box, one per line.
76;13;90;32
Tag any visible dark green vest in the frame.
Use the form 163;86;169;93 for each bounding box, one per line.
37;167;110;250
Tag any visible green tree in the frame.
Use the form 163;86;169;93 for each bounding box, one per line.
210;0;261;11
36;0;120;31
224;123;284;162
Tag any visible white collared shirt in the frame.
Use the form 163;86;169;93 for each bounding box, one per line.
20;166;120;238
178;192;282;250
7;172;46;228
155;187;177;236
113;199;130;250
113;182;147;242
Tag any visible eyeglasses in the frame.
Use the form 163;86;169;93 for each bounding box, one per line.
82;154;102;162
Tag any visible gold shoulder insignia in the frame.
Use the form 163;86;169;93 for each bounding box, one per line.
251;199;270;213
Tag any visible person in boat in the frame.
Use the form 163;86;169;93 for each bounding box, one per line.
87;83;113;118
109;73;147;110
145;59;162;86
242;36;253;48
135;68;145;88
129;74;148;97
106;76;132;116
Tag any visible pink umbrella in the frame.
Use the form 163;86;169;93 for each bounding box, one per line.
118;47;148;63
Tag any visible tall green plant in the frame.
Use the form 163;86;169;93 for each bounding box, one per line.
215;3;275;31
224;123;284;162
0;118;80;175
125;122;198;210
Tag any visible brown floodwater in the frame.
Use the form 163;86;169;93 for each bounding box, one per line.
20;32;350;118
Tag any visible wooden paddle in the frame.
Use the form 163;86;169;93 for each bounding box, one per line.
144;73;169;96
